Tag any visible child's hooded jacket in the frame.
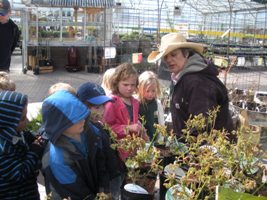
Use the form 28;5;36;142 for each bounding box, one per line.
0;91;43;200
41;91;96;200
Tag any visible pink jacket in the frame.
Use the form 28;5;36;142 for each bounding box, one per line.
103;94;140;139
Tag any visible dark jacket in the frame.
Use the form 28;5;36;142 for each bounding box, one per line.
0;91;43;200
41;91;93;200
85;121;110;192
42;136;97;200
170;54;234;140
0;19;20;70
83;121;122;194
93;122;122;179
139;99;158;140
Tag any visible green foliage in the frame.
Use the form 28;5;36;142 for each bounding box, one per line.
95;192;112;200
26;112;42;132
134;62;157;74
105;121;162;188
164;107;267;199
217;186;267;200
120;32;153;42
121;32;140;41
154;124;188;156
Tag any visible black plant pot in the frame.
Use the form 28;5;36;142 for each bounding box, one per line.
38;60;46;66
33;67;39;75
159;172;167;200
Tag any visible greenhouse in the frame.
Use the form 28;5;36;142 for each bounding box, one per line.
10;0;267;76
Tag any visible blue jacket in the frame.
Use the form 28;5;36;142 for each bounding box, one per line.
41;91;95;200
0;91;43;200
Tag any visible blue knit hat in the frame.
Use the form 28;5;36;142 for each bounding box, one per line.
42;90;89;144
77;82;113;105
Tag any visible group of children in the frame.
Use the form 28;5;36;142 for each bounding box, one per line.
0;62;165;200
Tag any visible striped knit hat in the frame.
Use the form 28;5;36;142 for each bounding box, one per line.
0;91;28;143
42;90;90;144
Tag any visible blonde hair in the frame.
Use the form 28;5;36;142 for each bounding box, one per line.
101;68;116;94
0;72;16;91
138;71;161;103
48;82;76;96
110;63;138;95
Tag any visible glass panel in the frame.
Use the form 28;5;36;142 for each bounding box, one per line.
27;7;107;45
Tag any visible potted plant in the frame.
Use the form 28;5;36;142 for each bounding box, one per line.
153;124;188;166
108;125;162;196
163;107;267;199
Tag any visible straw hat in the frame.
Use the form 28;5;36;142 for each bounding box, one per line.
147;33;204;63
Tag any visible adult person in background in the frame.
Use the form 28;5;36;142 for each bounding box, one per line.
0;0;20;72
148;33;235;142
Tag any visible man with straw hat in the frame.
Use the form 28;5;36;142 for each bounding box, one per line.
148;33;235;141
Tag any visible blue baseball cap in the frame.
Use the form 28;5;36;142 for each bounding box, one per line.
0;0;10;16
77;82;113;105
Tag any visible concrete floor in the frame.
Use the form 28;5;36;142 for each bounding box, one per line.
9;54;104;103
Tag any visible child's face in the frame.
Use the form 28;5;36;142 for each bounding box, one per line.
64;119;85;137
118;75;137;98
89;104;104;122
144;83;157;101
17;106;28;132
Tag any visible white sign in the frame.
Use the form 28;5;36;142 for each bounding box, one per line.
104;47;116;59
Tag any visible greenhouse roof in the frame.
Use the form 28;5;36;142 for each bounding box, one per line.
183;0;267;14
29;0;114;8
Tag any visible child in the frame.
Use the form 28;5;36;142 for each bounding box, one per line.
101;67;116;94
47;82;76;96
0;71;16;91
138;71;165;140
0;91;44;199
103;63;148;151
103;63;146;139
27;82;75;123
41;90;96;200
77;82;121;200
103;63;148;199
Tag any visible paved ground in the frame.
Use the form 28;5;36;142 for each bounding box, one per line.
9;54;105;103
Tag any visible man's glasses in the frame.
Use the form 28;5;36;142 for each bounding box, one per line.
0;13;7;17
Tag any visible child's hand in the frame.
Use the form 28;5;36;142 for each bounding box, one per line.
127;123;143;134
33;135;48;148
127;124;149;141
